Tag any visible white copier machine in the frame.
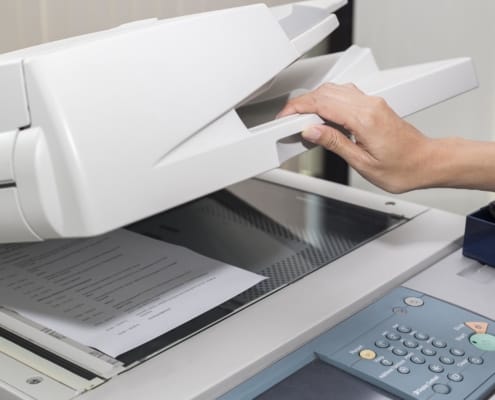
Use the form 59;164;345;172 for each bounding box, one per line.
1;1;495;399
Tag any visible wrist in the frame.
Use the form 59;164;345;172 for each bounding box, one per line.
418;137;495;191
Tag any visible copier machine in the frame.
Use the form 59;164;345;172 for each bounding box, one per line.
0;1;494;399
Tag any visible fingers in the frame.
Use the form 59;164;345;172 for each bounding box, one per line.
276;104;297;118
302;124;369;169
277;82;365;117
275;83;430;193
276;92;317;118
277;86;366;135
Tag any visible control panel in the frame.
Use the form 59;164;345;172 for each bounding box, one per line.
316;287;495;399
221;287;495;400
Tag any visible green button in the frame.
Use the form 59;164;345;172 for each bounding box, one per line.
469;334;495;351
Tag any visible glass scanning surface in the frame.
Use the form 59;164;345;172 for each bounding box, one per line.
121;179;405;363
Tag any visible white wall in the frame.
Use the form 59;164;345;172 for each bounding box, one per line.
353;0;495;215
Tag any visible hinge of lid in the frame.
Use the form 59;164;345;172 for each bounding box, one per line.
0;60;31;132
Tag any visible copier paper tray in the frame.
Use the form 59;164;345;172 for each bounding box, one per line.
0;0;477;243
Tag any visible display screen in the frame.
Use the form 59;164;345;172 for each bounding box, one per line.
257;359;400;400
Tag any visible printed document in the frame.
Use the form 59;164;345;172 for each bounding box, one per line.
0;229;264;357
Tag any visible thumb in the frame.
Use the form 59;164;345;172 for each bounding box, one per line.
302;124;364;166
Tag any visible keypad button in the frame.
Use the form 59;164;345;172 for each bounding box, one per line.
432;339;447;348
468;356;484;365
404;296;424;307
449;348;465;357
397;325;412;333
428;364;444;373
375;340;390;349
447;372;464;382
465;321;488;334
414;332;429;341
439;356;455;365
403;340;419;349
381;359;393;367
397;366;410;374
386;332;401;341
421;348;437;357
359;349;376;360
392;348;408;356
432;383;451;394
410;355;426;364
469;333;495;351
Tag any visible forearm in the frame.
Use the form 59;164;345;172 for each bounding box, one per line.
420;137;495;191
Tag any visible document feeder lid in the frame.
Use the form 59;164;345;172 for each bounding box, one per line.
0;0;477;243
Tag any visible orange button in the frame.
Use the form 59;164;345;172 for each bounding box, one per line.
465;321;488;334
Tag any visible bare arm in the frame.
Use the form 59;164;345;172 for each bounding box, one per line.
278;83;495;193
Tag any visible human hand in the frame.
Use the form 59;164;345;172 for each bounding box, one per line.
277;83;436;193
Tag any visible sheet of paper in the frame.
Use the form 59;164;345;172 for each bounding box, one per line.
0;229;265;357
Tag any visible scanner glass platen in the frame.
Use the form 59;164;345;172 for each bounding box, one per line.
123;178;405;364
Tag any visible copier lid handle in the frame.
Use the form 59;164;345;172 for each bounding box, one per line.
250;113;324;163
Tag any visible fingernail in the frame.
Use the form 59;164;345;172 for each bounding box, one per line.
302;126;321;143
